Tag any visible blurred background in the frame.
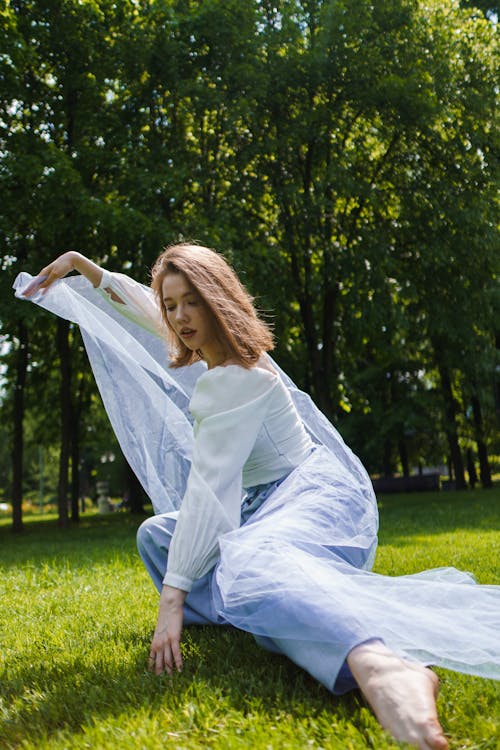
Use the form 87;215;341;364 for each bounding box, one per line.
1;0;498;528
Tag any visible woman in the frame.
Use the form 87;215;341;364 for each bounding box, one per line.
18;245;500;750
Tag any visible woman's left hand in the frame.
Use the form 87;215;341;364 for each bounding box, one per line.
149;585;186;675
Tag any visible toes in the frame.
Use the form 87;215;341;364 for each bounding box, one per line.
423;721;449;750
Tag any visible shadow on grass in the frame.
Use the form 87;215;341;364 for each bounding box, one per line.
0;512;147;570
2;488;498;571
0;624;363;749
1;495;499;748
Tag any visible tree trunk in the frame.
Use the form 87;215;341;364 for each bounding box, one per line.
398;438;409;477
11;321;28;533
466;448;478;489
438;365;466;489
471;395;492;489
447;455;453;481
70;366;88;522
320;276;340;420
280;206;331;414
70;431;80;522
57;319;72;527
383;439;392;477
123;459;145;514
494;332;500;426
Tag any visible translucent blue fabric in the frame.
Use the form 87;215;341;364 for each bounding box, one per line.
216;446;500;677
14;272;500;685
240;472;293;525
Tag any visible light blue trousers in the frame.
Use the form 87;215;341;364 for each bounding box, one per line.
136;507;371;694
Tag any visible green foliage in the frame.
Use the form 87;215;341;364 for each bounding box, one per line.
0;0;498;511
0;491;499;749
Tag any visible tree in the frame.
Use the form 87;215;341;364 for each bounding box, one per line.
1;0;498;519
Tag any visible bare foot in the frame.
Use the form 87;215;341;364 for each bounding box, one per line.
347;641;448;750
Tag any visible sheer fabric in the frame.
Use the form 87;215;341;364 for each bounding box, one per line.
14;271;500;683
216;447;500;677
165;367;300;590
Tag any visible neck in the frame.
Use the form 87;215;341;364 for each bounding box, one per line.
201;346;230;369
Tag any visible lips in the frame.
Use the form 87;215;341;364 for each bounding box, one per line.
180;328;196;339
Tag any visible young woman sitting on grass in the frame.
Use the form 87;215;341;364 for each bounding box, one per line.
19;244;500;750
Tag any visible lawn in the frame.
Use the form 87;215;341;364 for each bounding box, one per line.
0;487;499;750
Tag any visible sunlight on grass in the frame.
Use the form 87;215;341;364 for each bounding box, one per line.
1;490;499;749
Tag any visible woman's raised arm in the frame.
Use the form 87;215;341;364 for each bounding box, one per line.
22;251;164;335
23;251;102;296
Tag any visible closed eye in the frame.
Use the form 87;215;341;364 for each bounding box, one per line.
163;294;199;311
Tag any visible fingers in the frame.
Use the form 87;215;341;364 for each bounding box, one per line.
22;274;48;297
149;639;183;675
156;648;170;676
38;269;59;291
149;648;167;675
23;253;75;296
163;645;174;675
22;267;60;297
171;640;183;673
149;593;185;676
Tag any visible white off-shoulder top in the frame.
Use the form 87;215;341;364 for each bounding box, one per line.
97;270;313;591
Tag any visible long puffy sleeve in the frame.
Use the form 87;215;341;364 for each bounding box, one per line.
164;365;280;592
97;269;164;336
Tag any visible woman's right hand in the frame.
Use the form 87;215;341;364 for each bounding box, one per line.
149;585;186;676
23;251;103;296
22;252;77;297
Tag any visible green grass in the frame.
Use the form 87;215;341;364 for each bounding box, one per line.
0;489;499;750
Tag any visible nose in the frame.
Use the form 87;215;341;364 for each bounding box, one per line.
175;303;189;323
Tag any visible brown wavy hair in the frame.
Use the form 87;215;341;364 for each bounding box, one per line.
150;243;274;368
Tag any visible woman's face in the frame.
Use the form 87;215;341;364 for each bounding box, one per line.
162;272;223;367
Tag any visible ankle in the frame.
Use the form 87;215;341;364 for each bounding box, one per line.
347;640;404;686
